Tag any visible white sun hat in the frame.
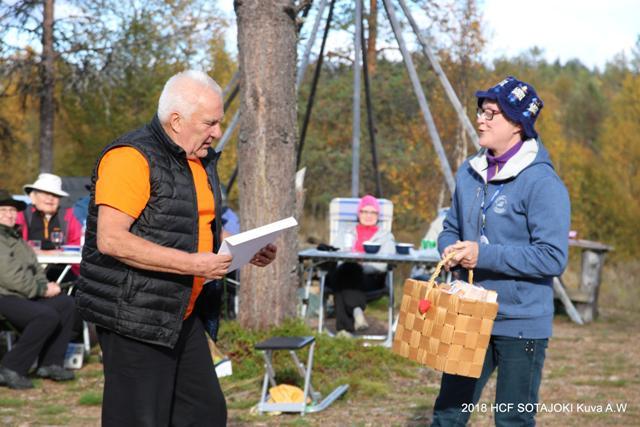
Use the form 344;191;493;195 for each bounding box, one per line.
23;173;69;197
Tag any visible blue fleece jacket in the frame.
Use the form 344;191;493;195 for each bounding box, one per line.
439;138;570;339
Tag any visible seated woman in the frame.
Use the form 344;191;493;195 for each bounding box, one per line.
327;195;395;335
15;173;82;280
0;190;75;389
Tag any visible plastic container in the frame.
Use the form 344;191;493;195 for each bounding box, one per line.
396;243;414;255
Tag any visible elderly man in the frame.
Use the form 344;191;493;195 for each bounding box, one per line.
0;190;75;390
16;173;83;250
75;70;276;427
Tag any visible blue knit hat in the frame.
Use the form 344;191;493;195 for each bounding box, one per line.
475;76;544;139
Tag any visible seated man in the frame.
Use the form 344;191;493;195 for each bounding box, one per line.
0;189;75;389
16;173;82;280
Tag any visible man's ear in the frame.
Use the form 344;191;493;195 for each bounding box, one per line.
169;112;182;134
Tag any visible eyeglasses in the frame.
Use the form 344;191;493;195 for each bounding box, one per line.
0;207;18;214
359;210;378;215
476;107;502;121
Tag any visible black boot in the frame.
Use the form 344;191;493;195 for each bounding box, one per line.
36;365;75;381
0;366;34;389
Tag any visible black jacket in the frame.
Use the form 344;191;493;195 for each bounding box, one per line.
75;115;223;348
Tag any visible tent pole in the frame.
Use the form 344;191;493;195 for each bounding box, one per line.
351;0;364;197
296;0;329;90
297;0;336;168
397;0;479;149
381;0;455;193
360;5;383;198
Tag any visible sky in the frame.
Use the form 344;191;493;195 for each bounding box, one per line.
6;1;638;71
482;0;639;69
220;1;640;71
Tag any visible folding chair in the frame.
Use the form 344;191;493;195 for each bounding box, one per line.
329;197;394;248
64;283;92;358
255;336;348;415
302;198;395;344
0;314;17;353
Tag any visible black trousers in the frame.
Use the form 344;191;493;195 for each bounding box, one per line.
97;315;227;427
0;294;75;375
326;262;386;332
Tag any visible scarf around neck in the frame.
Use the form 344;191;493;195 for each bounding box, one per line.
354;224;378;253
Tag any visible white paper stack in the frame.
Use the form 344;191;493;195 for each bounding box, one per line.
218;216;298;272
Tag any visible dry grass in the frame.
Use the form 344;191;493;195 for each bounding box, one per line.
599;260;640;311
225;306;640;426
1;261;638;426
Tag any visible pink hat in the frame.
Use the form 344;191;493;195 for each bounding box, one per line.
358;194;380;213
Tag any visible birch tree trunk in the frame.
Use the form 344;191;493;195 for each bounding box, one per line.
235;0;299;329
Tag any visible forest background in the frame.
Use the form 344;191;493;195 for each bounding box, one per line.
1;0;639;262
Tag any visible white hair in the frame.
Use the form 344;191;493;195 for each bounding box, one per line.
157;70;223;123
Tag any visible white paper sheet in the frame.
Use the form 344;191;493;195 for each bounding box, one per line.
218;216;298;272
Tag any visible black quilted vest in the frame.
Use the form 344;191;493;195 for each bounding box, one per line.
75;115;223;348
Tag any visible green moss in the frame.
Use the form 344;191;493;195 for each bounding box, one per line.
349;378;388;398
225;398;256;410
0;397;26;407
215;317;414;402
36;404;67;415
78;391;103;406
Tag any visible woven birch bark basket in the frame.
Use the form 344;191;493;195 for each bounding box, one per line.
392;252;499;378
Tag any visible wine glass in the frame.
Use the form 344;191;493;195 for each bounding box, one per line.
51;230;63;249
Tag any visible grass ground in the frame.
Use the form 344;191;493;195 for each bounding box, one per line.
1;304;638;426
1;228;637;426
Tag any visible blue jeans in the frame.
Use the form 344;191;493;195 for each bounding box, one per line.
431;336;548;427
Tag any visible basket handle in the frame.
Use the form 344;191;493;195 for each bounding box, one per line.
426;251;474;286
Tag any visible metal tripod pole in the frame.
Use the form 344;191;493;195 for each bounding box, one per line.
382;0;455;193
351;0;364;197
296;0;329;90
397;0;479;149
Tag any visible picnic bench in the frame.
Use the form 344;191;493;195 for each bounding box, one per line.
554;239;613;324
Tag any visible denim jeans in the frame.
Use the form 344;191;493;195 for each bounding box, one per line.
431;335;548;427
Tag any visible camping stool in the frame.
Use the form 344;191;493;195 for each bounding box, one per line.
255;336;348;415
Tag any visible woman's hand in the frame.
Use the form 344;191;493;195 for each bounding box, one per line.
250;244;277;267
44;282;61;298
443;240;479;271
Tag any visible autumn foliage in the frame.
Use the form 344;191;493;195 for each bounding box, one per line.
0;3;638;259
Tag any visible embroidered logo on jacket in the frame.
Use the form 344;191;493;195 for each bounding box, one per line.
493;195;508;214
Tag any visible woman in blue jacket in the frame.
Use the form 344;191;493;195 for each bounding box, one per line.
431;77;570;426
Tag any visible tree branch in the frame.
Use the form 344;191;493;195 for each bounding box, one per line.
294;0;313;16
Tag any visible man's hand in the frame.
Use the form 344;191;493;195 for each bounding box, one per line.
443;240;479;271
250;244;277;267
44;282;61;298
191;252;232;280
